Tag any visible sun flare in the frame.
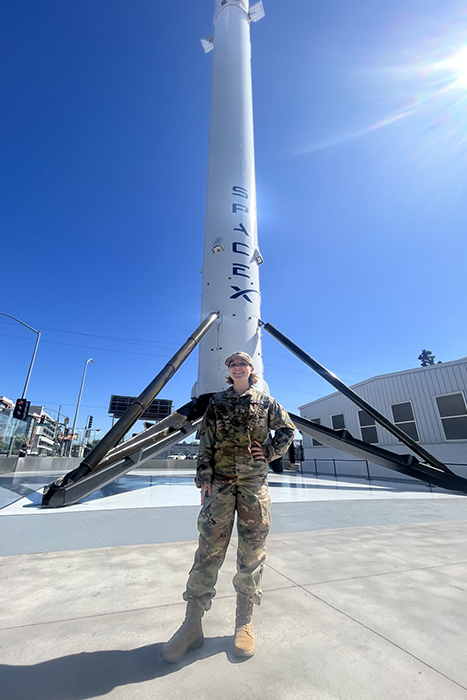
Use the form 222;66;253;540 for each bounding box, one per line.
443;46;467;88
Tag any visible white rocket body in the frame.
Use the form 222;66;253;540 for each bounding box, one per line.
193;0;266;397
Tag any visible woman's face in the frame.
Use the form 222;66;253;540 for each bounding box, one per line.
228;359;253;384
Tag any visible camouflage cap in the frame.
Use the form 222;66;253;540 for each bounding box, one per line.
225;351;254;368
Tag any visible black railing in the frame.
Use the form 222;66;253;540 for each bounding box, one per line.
301;458;467;488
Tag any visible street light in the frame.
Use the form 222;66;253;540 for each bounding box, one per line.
43;406;64;454
69;358;94;458
0;312;41;398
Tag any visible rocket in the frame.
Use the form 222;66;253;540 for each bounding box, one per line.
42;0;467;511
193;0;267;398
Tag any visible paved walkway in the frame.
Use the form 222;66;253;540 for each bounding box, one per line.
1;471;467;699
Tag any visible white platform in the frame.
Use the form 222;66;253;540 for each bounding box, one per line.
1;469;462;516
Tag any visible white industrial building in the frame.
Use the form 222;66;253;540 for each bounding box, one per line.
299;357;467;480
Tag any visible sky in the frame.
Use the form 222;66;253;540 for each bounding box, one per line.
1;0;467;435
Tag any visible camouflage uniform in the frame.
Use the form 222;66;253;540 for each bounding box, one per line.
183;386;295;611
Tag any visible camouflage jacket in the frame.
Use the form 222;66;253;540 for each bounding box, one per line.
196;386;295;487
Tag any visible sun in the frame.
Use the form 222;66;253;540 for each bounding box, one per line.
445;47;467;88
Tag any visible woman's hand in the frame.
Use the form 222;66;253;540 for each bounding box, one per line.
201;483;212;505
251;440;266;461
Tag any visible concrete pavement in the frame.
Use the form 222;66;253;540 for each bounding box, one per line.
2;516;467;699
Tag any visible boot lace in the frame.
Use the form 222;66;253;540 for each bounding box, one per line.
236;596;253;626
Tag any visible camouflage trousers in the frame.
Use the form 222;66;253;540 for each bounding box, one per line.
183;473;271;611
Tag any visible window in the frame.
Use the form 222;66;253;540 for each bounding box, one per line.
358;410;378;444
331;413;345;431
310;418;325;447
435;393;467;440
391;402;419;442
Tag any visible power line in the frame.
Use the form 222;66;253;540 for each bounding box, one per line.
268;382;324;398
0;322;367;377
38;323;183;348
264;348;367;378
29;401;111;410
0;319;183;349
0;331;198;359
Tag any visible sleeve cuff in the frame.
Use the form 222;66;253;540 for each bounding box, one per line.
195;464;213;488
262;444;275;462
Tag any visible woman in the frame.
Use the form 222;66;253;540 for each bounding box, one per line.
161;351;295;662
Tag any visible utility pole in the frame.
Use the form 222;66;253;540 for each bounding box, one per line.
69;359;94;457
0;312;41;398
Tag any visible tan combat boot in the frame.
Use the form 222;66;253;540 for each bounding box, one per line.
160;599;204;663
233;594;255;658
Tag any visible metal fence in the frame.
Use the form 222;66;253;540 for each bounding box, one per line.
301;458;467;485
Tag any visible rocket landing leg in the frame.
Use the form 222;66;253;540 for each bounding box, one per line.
41;398;212;508
41;313;219;508
261;320;467;496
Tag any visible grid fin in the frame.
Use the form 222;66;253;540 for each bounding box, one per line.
249;1;265;22
201;34;214;53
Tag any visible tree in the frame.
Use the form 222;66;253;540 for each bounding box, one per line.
418;349;442;366
10;433;27;455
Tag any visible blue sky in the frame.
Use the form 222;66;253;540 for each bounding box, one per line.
1;0;466;433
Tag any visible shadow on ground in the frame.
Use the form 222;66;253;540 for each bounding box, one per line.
1;636;249;699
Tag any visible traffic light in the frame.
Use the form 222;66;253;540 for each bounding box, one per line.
88;416;93;429
40;415;45;424
13;398;30;421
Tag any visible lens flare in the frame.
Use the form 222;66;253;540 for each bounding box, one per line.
444;46;467;88
295;43;467;157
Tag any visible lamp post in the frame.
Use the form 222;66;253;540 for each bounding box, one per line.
44;406;63;455
0;312;41;398
69;358;94;458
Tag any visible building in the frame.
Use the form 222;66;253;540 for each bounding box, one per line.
0;396;14;451
27;407;60;457
299;357;467;477
0;396;13;412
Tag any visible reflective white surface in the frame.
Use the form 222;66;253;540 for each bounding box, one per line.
0;469;462;516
